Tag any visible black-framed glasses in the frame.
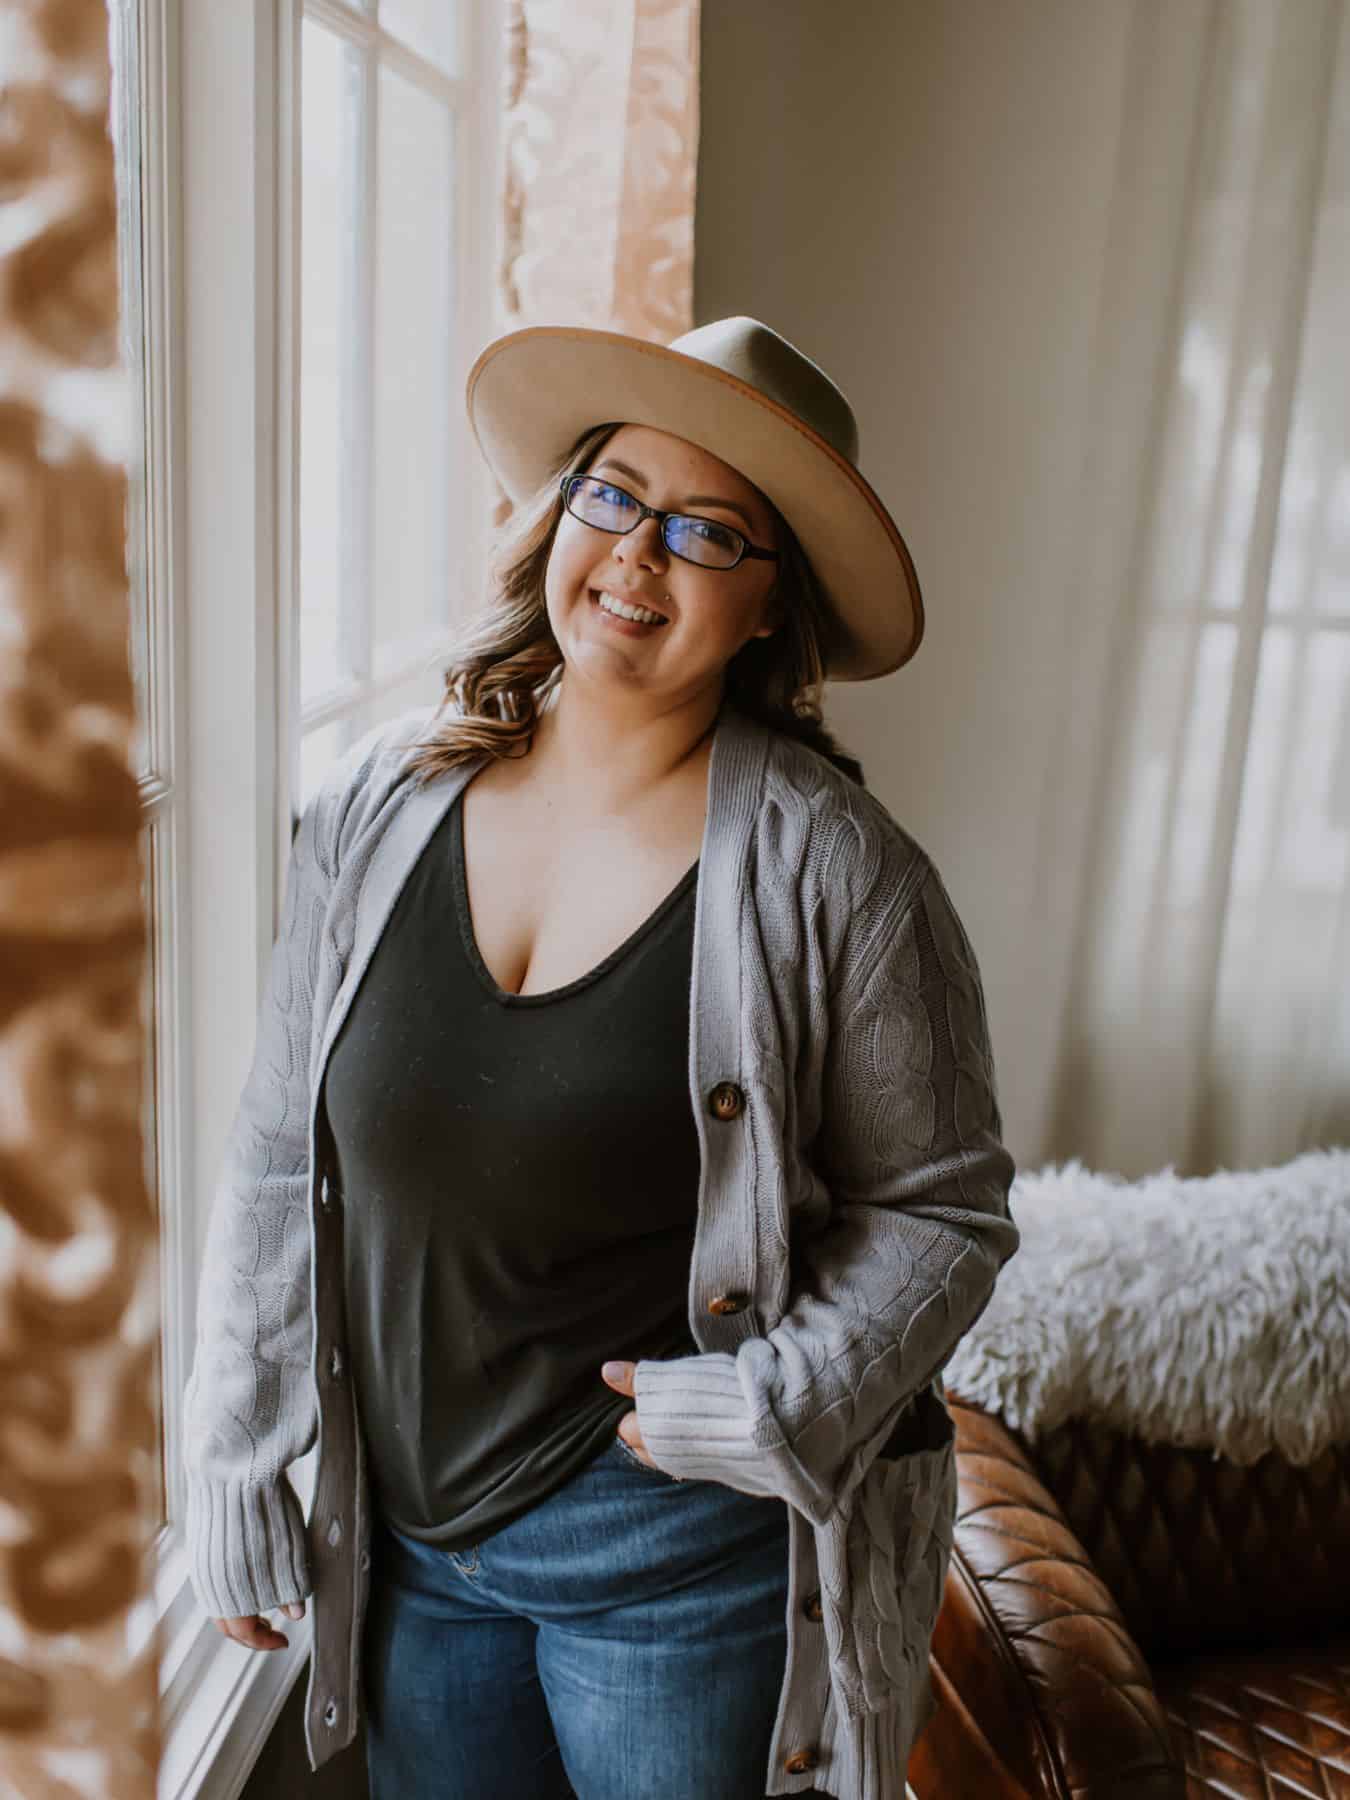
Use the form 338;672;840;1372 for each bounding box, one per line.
558;474;780;572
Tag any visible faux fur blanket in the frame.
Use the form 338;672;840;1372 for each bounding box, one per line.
942;1145;1350;1466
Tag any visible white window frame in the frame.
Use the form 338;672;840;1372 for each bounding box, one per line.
135;1;503;1793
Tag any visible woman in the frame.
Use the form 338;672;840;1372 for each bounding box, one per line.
183;316;1020;1800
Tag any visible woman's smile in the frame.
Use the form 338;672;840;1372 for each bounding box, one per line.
588;587;670;636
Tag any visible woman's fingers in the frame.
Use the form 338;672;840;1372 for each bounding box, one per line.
213;1607;302;1651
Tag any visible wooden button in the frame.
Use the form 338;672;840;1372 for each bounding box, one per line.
784;1746;820;1774
707;1081;745;1120
802;1590;823;1622
707;1292;748;1316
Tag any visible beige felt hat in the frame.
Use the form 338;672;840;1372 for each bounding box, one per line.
464;315;924;682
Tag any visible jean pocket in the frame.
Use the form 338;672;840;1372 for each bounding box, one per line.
611;1430;680;1481
817;1394;957;1719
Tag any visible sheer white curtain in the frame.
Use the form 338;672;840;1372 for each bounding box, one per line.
1040;0;1349;1178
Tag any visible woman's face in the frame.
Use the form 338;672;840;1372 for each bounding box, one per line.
543;423;782;705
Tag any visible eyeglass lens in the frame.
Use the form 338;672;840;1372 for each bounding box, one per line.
565;476;744;569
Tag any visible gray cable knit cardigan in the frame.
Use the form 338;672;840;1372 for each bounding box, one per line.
182;696;1019;1800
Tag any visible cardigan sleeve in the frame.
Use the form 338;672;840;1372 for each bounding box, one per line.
632;855;1020;1525
179;718;405;1619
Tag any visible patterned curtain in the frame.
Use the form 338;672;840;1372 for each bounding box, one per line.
0;2;159;1794
492;0;701;524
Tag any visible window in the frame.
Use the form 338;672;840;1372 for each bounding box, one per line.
108;1;500;1790
294;1;480;809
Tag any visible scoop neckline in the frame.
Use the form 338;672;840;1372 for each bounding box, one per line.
450;790;699;1007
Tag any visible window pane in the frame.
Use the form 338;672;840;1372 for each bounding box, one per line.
300;20;364;704
360;665;445;740
380;0;462;77
298;665;445;812
372;65;455;681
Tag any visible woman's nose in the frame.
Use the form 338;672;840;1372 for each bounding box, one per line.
614;515;668;572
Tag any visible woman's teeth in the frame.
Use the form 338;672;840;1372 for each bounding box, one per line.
594;589;667;626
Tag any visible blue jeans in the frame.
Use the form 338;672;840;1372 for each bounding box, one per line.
362;1432;826;1799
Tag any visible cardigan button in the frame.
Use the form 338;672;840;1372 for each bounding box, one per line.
328;1345;344;1380
707;1292;748;1316
784;1746;820;1774
802;1590;823;1622
707;1081;745;1120
323;1699;339;1728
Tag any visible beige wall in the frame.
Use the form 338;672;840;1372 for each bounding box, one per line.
697;0;1137;1168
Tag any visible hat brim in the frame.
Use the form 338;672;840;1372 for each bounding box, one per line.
465;325;923;682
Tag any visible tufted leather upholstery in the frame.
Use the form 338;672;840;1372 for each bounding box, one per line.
906;1397;1350;1798
906;1399;1180;1798
1156;1645;1350;1797
1031;1419;1350;1661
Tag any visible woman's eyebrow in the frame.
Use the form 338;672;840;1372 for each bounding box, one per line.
594;458;757;532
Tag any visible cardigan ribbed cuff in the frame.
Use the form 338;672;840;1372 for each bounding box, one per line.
183;1472;311;1621
632;1351;821;1512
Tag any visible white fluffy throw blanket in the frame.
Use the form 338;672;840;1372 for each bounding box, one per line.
942;1146;1350;1465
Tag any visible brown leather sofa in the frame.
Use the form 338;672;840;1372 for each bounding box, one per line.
907;1393;1350;1798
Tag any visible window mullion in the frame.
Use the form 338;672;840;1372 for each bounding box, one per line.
343;34;378;745
277;0;303;858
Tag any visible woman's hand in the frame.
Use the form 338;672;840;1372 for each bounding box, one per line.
213;1600;305;1651
601;1359;657;1468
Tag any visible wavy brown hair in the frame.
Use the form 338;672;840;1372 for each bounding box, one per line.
402;421;866;787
